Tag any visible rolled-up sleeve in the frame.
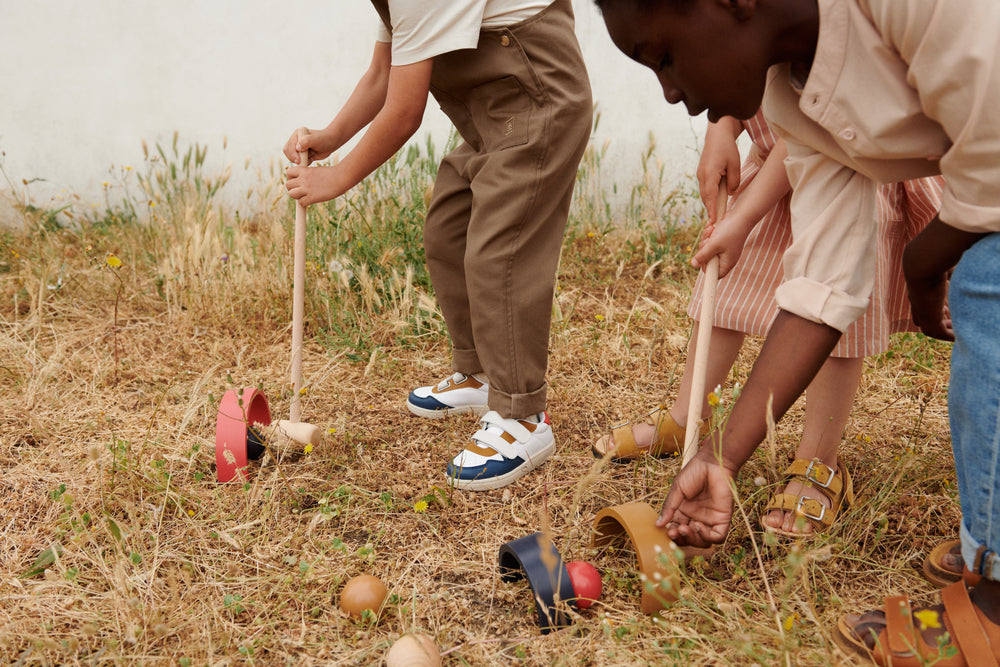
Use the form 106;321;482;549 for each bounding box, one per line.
875;0;1000;233
775;141;878;332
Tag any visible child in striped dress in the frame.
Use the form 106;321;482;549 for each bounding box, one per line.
593;109;943;536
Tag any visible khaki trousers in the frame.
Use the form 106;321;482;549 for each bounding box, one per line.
372;0;592;418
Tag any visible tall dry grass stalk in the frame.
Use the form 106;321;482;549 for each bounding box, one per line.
0;134;957;665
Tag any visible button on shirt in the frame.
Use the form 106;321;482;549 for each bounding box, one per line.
763;0;1000;331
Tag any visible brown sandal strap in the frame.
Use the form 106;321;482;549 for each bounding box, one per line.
610;421;640;451
941;581;1000;666
646;408;684;457
764;493;836;530
883;595;917;657
764;459;853;531
781;458;844;499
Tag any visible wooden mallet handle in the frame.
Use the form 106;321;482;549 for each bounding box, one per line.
681;182;726;467
290;147;309;424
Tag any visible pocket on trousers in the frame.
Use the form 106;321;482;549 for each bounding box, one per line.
470;76;531;152
433;87;483;152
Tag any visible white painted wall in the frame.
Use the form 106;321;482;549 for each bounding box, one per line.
0;1;706;214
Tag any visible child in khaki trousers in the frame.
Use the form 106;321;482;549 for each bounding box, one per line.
284;0;592;491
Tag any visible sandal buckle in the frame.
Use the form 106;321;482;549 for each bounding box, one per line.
795;496;826;521
804;460;834;488
796;496;826;522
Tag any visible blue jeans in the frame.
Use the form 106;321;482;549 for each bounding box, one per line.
949;231;1000;583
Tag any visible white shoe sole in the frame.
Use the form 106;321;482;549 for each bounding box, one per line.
446;437;556;491
406;401;488;419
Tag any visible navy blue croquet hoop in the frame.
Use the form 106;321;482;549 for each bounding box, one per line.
498;532;577;633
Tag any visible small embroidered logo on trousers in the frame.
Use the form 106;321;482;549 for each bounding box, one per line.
505;118;515;136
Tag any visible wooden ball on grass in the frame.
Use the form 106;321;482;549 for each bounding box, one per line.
385;633;440;667
339;574;388;619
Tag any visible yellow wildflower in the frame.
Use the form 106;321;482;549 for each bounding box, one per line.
914;609;941;630
707;384;723;407
783;613;799;631
304;444;313;455
595;314;604;322
105;254;122;268
414;500;428;513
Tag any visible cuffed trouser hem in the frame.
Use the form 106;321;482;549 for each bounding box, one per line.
487;382;548;420
961;522;1000;583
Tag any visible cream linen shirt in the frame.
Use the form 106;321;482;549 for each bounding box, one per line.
374;0;552;66
763;0;1000;331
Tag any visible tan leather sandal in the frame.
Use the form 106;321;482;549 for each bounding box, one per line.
761;458;854;537
592;407;708;462
833;580;1000;666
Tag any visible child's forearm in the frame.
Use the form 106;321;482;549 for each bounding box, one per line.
698;117;744;211
323;42;394;154
695;310;841;473
727;139;790;231
692;139;791;272
903;216;985;285
710;115;744;142
323;59;432;197
903;216;985;339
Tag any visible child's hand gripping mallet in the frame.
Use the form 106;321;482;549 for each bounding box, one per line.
275;146;321;447
681;182;727;467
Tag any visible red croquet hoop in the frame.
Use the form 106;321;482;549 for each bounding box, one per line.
215;387;271;483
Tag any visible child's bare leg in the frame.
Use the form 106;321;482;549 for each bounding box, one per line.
763;355;864;534
627;325;745;447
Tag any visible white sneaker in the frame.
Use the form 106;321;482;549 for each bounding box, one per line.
446;410;555;491
407;372;489;418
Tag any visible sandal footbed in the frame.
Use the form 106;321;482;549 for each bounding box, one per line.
922;539;965;588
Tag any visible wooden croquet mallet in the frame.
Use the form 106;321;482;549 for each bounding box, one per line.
281;146;320;447
681;181;727;467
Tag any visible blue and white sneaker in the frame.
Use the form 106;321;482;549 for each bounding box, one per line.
407;372;489;419
446;410;555;491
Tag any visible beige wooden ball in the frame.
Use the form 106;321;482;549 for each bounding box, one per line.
385;633;440;667
339;574;388;619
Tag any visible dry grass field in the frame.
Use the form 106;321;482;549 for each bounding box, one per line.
0;136;957;665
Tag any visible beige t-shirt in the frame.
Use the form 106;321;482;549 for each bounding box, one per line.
763;0;1000;331
374;0;552;66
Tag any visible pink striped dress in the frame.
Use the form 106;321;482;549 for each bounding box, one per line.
688;111;944;358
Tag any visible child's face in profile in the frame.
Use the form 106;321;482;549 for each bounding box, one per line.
600;0;770;121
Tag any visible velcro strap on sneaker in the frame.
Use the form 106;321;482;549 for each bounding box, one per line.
480;411;532;442
472;429;519;459
434;372;467;392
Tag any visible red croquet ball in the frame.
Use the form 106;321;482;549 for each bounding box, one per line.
566;560;602;609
